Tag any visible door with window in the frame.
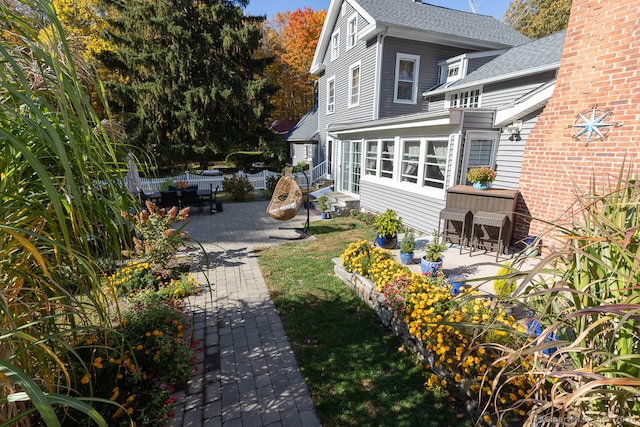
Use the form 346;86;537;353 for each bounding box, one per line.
461;131;499;185
340;140;362;196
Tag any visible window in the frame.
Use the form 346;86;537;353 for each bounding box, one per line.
439;59;464;84
394;53;420;104
327;76;335;114
448;88;481;108
349;62;360;107
365;140;378;176
423;140;449;189
462;132;499;185
331;30;340;60
380;139;394;178
304;145;311;160
347;14;358;50
401;140;420;183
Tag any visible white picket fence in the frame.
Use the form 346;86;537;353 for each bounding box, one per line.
129;161;330;194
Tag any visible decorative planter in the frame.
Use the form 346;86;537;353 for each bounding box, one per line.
420;257;443;275
399;251;413;265
320;211;330;220
376;233;397;249
448;274;467;296
472;181;491;190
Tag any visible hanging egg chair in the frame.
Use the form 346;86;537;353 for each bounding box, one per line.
266;175;304;221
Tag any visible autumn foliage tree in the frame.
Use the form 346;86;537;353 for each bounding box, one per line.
263;7;326;122
504;0;572;39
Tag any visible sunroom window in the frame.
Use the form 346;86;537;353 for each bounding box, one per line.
380;139;394;179
401;140;420;183
423;140;448;189
365;140;378;176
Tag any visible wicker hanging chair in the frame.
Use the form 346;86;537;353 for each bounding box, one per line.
266;175;303;221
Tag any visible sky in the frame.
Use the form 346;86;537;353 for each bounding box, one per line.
244;0;513;21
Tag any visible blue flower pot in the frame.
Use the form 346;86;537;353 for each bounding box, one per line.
320;212;329;220
376;233;397;249
420;257;442;275
399;251;413;265
448;274;467;296
472;181;491;190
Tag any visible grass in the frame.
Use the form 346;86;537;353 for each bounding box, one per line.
256;217;472;427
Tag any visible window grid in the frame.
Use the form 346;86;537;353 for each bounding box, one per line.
347;14;357;49
365;140;378;176
423;140;448;189
380;140;394;179
450;88;480;108
349;64;360;107
327;77;335;114
331;30;340;60
400;140;420;183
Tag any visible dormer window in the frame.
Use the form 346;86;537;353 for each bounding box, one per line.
438;58;465;85
347;14;358;50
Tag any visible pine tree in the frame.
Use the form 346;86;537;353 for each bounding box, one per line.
97;0;274;166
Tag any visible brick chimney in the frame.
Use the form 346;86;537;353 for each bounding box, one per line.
514;0;640;244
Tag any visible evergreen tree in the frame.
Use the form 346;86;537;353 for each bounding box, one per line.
97;0;274;166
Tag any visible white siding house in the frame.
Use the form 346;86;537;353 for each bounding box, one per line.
305;0;564;236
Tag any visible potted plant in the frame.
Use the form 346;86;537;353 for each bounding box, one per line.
421;231;448;275
466;167;497;190
317;195;330;219
399;231;415;265
373;209;402;249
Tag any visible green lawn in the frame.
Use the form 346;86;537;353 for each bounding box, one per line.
256;217;472;427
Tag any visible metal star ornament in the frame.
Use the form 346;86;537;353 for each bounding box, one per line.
572;105;621;142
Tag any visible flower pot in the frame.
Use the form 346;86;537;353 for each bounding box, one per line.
448;274;467;296
399;251;413;265
421;257;442;275
472;181;491;190
376;233;397;249
320;211;330;220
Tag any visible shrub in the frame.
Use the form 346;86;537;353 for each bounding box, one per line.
122;201;190;267
266;175;280;194
400;231;415;254
222;175;253;201
492;263;516;295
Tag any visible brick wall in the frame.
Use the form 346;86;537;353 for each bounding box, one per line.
515;0;640;245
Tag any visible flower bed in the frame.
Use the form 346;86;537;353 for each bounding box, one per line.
337;240;541;425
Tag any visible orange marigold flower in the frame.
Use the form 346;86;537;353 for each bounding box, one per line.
81;374;90;384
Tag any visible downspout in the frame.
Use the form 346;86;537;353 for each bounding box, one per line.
372;28;388;120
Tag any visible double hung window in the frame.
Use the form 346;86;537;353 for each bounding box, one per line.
394;54;420;104
349;63;360;107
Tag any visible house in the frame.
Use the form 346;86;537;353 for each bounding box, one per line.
308;0;566;238
285;106;320;170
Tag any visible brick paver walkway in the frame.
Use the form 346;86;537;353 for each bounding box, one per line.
167;200;321;426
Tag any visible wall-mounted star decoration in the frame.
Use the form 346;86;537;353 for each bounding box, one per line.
572;105;622;142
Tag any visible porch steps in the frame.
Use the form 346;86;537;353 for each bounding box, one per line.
324;192;359;217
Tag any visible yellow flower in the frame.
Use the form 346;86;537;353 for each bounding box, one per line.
81;373;90;384
110;387;120;401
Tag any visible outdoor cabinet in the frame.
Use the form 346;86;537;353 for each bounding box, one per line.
444;186;520;252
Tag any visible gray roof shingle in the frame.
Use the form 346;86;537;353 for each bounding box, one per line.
449;29;566;87
356;0;530;47
286;107;319;142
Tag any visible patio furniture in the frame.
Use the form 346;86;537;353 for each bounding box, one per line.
179;189;199;213
470;211;509;261
438;207;472;254
160;191;179;210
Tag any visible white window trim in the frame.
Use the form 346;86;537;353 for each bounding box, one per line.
438;58;467;85
460;130;499;185
331;29;340;61
348;61;361;108
326;76;336;114
393;53;420;104
446;86;482;109
346;13;358;50
359;136;451;199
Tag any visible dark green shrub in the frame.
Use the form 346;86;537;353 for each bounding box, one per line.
266;175;280;194
222;175;253;201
